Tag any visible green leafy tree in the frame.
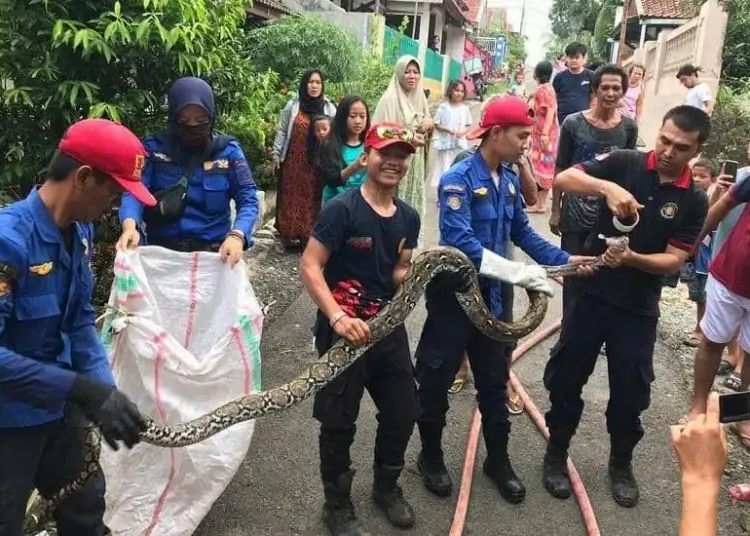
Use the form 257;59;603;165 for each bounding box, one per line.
478;22;527;66
593;0;615;58
0;0;280;310
549;0;602;41
245;15;361;86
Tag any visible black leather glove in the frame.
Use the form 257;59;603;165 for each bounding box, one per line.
427;265;475;295
68;375;147;451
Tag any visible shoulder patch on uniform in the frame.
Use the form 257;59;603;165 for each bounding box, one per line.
442;184;465;194
447;195;462;210
29;261;53;276
472;187;488;197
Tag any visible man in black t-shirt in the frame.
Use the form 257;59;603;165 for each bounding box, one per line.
544;106;709;508
300;122;424;536
550;63;638;310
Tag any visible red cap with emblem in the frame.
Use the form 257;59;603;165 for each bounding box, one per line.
364;122;417;154
58;118;157;207
466;96;535;141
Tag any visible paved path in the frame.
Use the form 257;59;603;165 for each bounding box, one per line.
193;99;734;536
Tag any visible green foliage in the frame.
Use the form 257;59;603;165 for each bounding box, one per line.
245;15;361;86
702;82;750;164
0;0;265;193
593;0;616;58
326;16;406;108
549;0;602;42
720;0;750;87
545;31;594;60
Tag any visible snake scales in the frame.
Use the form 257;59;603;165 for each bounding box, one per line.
24;241;626;532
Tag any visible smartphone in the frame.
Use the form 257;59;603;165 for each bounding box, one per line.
719;391;750;423
723;160;739;183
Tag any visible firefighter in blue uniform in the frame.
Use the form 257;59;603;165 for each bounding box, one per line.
415;97;595;502
117;77;258;266
0;119;152;536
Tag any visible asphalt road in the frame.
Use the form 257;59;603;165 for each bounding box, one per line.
193;99;738;536
194;198;712;536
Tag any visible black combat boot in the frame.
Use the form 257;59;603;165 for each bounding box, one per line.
609;444;639;508
322;470;371;536
417;422;452;497
482;426;526;504
372;464;416;529
542;443;572;499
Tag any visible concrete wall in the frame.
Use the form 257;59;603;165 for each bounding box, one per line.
307;11;375;47
623;0;728;149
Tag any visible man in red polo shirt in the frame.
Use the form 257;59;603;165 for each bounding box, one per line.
689;173;750;421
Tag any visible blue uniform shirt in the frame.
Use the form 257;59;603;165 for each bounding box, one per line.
119;133;259;245
438;151;570;317
0;188;114;428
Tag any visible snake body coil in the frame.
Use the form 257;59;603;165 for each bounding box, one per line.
26;246;551;531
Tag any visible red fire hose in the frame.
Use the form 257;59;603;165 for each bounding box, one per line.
448;278;602;536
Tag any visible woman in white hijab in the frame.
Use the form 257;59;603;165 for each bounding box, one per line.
373;55;433;248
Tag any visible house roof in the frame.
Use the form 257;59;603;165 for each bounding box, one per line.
637;0;698;19
464;0;481;25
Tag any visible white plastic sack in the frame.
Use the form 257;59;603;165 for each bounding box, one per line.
99;246;263;536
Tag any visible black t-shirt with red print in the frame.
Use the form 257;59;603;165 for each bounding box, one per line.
312;188;421;319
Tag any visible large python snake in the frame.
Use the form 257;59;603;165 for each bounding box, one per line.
24;241;627;533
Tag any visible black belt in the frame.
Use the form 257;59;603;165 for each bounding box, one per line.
149;237;221;253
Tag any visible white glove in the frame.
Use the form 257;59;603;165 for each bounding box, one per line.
478;249;555;297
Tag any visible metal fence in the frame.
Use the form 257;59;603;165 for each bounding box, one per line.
383;25;419;64
424;48;445;81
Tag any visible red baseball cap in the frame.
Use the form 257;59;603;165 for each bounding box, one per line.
466;96;535;141
364;122;416;154
58;118;157;207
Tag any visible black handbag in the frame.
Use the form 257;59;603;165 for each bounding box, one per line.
143;135;235;228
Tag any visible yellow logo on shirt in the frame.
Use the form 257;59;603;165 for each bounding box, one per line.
660;202;678;219
203;159;229;171
29;262;53;276
473;187;489;197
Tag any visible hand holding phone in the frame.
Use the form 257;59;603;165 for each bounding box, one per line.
719;390;750;423
722;160;739;184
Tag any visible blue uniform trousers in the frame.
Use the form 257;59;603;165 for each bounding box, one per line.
544;294;657;452
0;408;108;536
416;283;515;451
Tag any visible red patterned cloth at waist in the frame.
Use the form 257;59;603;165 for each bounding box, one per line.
331;279;384;320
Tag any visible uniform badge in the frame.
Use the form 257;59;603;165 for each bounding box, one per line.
508;182;516;196
473;187;488;197
203;161;214;171
133;154;145;179
660;202;678;219
447;195;462;210
29;261;53;276
217;159;229;169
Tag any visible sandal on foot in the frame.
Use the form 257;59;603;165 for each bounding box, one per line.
683;335;701;348
729;483;750;501
724;372;743;392
449;377;467;394
717;359;735;376
507;394;524;415
728;423;750;451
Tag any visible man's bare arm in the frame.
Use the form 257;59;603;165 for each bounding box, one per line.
393;248;413;289
622;245;690;275
693;189;739;250
300;238;344;322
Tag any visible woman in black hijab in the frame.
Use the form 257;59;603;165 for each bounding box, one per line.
271;70;337;247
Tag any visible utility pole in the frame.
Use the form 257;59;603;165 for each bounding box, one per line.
519;0;527;35
617;0;631;65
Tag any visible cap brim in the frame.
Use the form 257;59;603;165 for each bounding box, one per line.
112;175;157;207
465;126;488;141
370;139;417;154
